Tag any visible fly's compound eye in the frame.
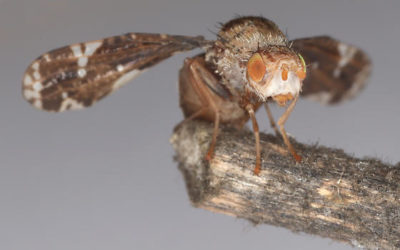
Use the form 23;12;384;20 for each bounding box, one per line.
247;53;266;83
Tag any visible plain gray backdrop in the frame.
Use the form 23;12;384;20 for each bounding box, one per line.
1;0;399;249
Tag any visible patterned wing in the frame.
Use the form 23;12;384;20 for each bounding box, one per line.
22;33;208;112
291;36;371;104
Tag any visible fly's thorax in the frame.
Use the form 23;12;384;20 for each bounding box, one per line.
205;43;247;94
217;16;287;51
246;46;307;105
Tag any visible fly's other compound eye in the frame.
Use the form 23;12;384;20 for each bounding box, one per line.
247;53;266;83
297;53;306;80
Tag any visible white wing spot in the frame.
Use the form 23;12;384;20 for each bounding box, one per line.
333;43;357;78
33;71;41;80
333;68;340;78
117;64;124;72
31;62;39;70
342;63;371;101
43;54;51;62
84;41;102;56
23;89;40;100
62;92;68;99
33;99;42;109
24;75;33;86
71;45;83;57
305;91;333;105
78;69;87;78
113;69;141;90
59;98;84;112
32;82;43;91
78;57;88;67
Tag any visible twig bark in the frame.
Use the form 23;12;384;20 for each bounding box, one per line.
170;121;400;249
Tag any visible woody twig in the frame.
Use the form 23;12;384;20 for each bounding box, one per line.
170;120;400;249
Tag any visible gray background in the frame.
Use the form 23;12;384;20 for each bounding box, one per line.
1;0;399;249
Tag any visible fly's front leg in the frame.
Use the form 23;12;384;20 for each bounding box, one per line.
245;104;262;175
264;102;280;137
277;95;302;162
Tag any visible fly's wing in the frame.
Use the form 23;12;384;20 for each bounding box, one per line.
291;36;371;104
22;33;208;112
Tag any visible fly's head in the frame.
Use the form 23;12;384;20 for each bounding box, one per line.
246;46;306;106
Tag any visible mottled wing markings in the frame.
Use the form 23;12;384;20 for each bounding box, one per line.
22;33;207;112
291;36;371;104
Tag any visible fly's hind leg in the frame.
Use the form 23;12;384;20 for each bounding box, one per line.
174;107;207;132
181;57;225;162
